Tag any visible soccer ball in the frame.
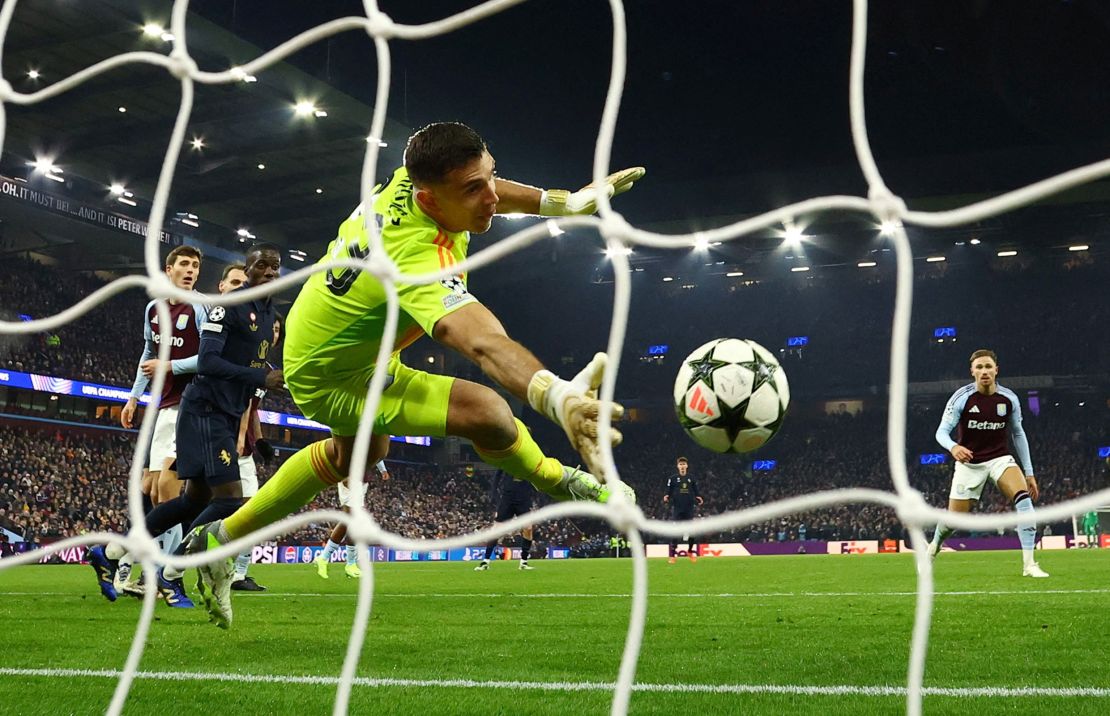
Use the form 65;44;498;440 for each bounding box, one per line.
673;338;790;453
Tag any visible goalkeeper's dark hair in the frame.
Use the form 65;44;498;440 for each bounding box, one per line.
405;122;487;186
245;242;282;262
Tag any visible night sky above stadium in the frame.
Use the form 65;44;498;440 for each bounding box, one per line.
190;0;1110;222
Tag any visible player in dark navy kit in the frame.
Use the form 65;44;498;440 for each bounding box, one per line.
89;246;205;601
475;470;539;571
664;457;703;563
928;349;1047;577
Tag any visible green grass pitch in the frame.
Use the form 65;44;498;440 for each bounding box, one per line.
0;549;1107;715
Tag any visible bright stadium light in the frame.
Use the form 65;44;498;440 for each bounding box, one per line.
257;163;266;170
790;266;810;272
997;250;1017;257
315;188;324;194
662;276;674;282
879;220;900;236
603;246;633;257
926;256;945;263
366;135;388;147
109;183;125;196
858;261;877;267
725;271;744;277
1068;244;1089;252
693;235;710;251
142;23;164;37
293;100;318;117
236;228;255;241
117;106;127;113
190;137;205;151
969;238;981;245
26;69;39;80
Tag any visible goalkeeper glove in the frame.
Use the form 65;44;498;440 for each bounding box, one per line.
538;167;645;216
527;353;624;481
253;439;275;465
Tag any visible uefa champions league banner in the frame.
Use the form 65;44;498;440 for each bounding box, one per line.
0;368;430;446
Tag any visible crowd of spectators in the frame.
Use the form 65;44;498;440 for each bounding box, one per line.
2;400;1104;552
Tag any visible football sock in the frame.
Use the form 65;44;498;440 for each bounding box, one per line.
118;552;134;578
1013;490;1036;565
234;551;251;579
346;542;358;566
688;541;698;555
520;537;532;562
321;539;341;561
189;497;244;533
931;523;953;549
475;419;563;494
162;523;183;558
484;540;498;561
224;440;342;541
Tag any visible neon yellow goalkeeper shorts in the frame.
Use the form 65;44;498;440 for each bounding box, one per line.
286;354;454;438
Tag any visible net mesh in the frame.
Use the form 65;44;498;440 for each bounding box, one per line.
0;1;1108;714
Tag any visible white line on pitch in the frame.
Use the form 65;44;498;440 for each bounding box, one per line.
3;588;1110;599
0;667;1107;699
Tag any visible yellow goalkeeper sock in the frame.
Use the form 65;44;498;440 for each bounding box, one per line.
224;440;344;541
475;419;564;493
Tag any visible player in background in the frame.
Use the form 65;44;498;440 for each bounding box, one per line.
474;469;539;571
664;457;702;564
217;266;278;592
313;459;390;580
929;349;1048;577
1081;510;1099;547
89;246;205;601
187;122;643;628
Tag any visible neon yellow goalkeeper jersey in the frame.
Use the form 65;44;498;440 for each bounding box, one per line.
283;166;476;384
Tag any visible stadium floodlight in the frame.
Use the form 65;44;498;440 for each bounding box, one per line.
366;135;388;147
257;163;266;170
725;271;744;277
293;100;318;117
926;256;945;263
997;250;1017;257
790;266;810;272
288;250;307;262
117;106;127;113
693;235;710;251
177;212;200;228
315;188;324;194
782;223;806;247
603;246;633;257
969;238;981;245
141;23;163;37
1068;244;1089;252
31;157;57;174
858;261;877;267
236;228;255;241
109;183;125;196
190;137;205;150
662;276;674;282
26;69;39;80
879;219;900;236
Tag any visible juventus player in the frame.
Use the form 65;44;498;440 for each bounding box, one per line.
928;349;1048;577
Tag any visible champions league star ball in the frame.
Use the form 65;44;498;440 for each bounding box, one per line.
673;338;790;453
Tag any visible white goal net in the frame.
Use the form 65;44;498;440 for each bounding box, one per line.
0;1;1108;715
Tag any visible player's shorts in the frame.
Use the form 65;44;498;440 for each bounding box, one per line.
148;406;179;471
337;479;365;508
174;407;240;487
950;454;1020;500
495;488;535;522
286;354;454;438
237;455;258;498
671;506;695;521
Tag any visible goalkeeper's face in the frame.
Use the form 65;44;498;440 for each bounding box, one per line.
420;151;499;234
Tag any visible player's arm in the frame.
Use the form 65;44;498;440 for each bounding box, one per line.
935;390;970;462
493;167;645;216
433;302;622;478
1007;395;1037;498
124;310;156;428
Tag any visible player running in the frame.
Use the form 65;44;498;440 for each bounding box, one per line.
89;246;205;601
187;122;644;627
928;349;1048;577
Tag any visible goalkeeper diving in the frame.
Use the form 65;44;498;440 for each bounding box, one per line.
186;122;644;627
